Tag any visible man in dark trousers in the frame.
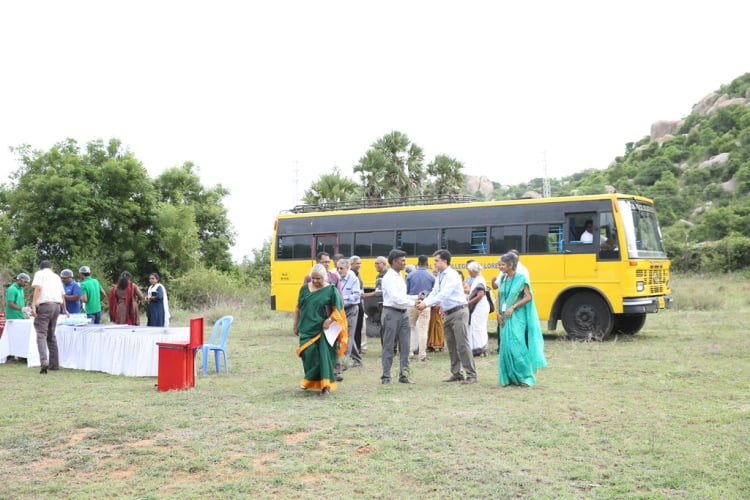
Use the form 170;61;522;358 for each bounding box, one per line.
380;249;418;384
31;260;67;374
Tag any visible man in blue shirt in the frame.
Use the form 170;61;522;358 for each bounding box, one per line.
417;250;477;384
336;258;363;368
406;255;435;362
60;269;82;314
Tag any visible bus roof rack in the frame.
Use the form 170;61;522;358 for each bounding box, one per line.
288;194;479;214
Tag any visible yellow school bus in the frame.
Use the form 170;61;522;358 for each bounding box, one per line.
270;194;672;340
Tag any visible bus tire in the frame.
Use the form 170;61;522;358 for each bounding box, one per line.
612;313;646;335
562;292;613;341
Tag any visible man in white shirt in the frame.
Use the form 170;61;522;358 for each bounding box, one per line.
31;260;67;374
580;219;606;244
417;250;477;384
380;249;418;384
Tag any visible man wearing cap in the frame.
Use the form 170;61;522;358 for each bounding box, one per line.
6;273;30;320
79;266;106;324
31;260;67;374
61;269;82;314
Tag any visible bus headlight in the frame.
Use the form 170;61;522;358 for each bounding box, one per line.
636;281;645;292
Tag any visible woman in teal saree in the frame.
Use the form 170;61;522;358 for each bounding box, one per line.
293;264;348;395
497;252;547;386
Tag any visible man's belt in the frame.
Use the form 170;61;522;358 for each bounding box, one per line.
383;306;406;313
444;304;467;316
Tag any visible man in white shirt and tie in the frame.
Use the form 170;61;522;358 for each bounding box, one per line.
417;250;477;384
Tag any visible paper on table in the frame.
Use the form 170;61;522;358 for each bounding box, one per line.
323;321;341;346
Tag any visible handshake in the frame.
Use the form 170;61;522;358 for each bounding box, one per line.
415;291;429;311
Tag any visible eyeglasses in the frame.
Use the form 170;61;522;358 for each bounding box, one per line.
336;267;346;270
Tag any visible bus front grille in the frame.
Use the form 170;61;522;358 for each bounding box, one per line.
636;263;670;295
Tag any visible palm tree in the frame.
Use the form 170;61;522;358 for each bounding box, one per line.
425;154;467;196
370;131;425;199
353;149;398;206
303;167;360;206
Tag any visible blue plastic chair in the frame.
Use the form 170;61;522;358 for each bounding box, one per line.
198;315;233;375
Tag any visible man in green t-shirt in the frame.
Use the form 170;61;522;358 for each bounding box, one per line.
78;266;107;324
6;273;30;320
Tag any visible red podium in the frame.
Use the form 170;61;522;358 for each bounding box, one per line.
156;317;204;392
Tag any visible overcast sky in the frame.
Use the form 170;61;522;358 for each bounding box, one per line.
1;1;748;261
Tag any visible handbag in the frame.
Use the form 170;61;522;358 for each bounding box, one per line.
467;287;479;315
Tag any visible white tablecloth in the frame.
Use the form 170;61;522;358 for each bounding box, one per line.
0;320;39;365
0;320;189;376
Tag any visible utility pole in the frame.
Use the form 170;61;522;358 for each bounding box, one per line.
542;151;551;199
293;160;299;205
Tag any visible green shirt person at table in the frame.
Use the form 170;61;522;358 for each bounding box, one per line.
79;266;107;324
6;273;30;320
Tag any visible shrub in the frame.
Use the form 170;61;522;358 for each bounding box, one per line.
668;235;750;273
169;265;252;311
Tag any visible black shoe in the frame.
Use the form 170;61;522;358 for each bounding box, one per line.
40;365;48;374
335;374;344;382
461;377;477;385
399;377;415;384
381;379;391;384
320;387;331;396
443;375;464;382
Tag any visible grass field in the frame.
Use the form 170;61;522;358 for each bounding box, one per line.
1;274;748;498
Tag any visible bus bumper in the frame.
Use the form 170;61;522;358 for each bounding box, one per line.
623;295;672;314
660;295;673;310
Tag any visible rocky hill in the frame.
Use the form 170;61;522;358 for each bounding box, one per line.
479;73;750;271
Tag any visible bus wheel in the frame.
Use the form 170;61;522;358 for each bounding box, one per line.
562;292;613;341
612;313;646;335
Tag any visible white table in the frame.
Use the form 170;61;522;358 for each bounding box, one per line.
0;320;39;365
0;320;189;376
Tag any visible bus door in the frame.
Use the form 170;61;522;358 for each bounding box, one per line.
563;213;599;279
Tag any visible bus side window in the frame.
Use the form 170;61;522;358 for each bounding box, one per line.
549;224;563;252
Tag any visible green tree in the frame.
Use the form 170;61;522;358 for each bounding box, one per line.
242;238;271;284
371;131;425;198
3;139;236;282
425;154;466;195
302;167;360;205
6;138;157;279
736;162;750;193
154;162;235;271
6;139;99;263
93;144;157;279
353;149;397;203
354;131;425;202
151;202;200;277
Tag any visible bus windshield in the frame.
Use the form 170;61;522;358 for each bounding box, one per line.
619;199;667;259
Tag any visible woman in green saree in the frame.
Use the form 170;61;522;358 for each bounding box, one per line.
293;264;348;395
497;252;547;386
